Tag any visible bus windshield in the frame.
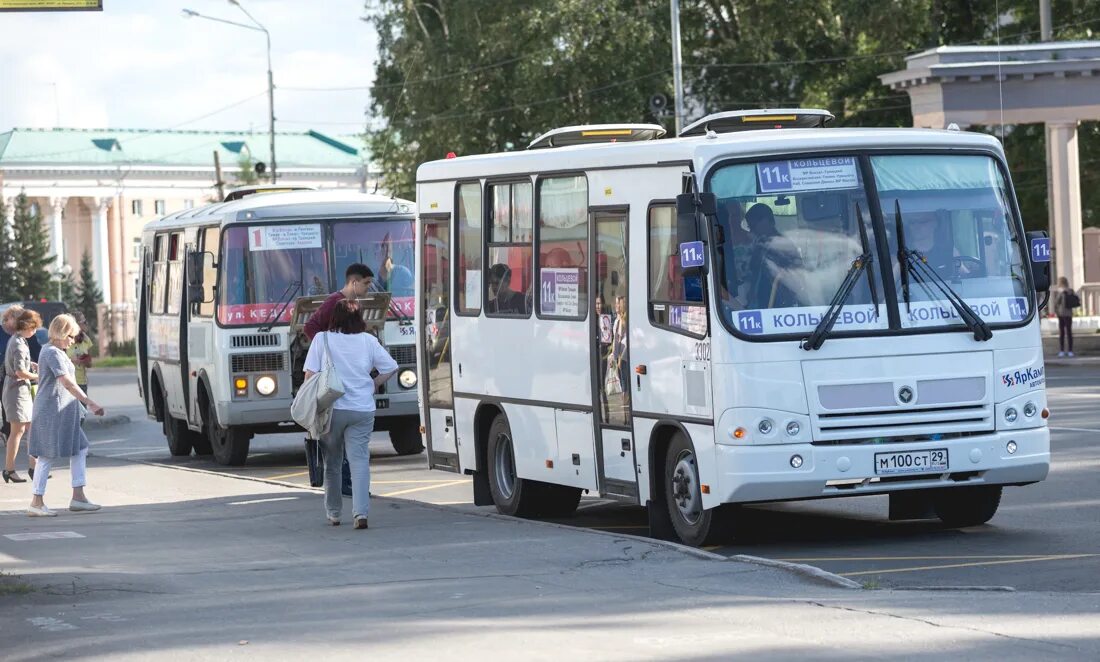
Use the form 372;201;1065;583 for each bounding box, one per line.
218;223;330;326
710;153;1029;338
333;219;415;318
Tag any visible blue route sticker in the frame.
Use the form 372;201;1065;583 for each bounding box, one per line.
679;241;705;268
1030;237;1051;263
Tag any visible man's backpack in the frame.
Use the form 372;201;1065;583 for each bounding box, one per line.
1065;291;1081;309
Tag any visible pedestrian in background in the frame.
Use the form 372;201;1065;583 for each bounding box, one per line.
26;314;105;517
304;300;397;529
3;309;41;484
68;312;95;394
1052;276;1077;358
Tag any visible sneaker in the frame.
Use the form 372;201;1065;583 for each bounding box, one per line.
353;516;368;530
327;516;340;526
1057;351;1066;358
27;505;57;517
1068;352;1075;357
69;500;101;513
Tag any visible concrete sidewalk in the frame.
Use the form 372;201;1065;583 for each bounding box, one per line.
0;457;1098;660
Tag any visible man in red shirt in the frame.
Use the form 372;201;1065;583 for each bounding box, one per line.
304;263;374;340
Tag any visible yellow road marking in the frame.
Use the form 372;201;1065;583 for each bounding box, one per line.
379;480;468;497
265;470;309;481
372;479;470;485
779;555;1095;562
839;554;1098;577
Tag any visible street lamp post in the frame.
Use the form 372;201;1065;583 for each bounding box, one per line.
53;263;72;302
182;1;277;183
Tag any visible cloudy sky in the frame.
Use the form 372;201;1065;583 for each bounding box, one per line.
0;0;377;137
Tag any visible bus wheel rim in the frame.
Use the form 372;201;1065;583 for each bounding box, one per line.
671;449;701;525
494;432;516;500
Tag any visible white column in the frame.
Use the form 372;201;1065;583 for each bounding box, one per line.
48;196;68;268
94;197;113;305
1046;122;1085;288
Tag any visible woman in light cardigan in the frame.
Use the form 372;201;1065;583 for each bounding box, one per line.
26;314;106;517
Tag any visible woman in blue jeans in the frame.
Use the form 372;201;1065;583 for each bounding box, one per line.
304;300;397;529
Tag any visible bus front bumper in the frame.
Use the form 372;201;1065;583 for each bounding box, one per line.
215;392;418;427
714;427;1049;504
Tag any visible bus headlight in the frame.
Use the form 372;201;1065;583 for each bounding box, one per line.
1004;407;1018;424
399;369;417;389
255;375;277;396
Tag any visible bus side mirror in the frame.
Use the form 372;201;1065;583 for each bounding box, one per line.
1026;231;1051;292
675;191;715;277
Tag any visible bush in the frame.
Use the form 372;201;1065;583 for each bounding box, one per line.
108;340;136;357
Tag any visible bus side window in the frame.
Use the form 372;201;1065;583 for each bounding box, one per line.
455;182;483;315
485;180;533;318
535;175;588;320
151;234;168;315
166;232;183;316
648;204;706;338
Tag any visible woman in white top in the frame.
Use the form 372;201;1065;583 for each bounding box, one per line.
304;300;398;529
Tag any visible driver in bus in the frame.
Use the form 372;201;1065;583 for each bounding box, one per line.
486;264;526;315
903;210;969;281
744;203;800;309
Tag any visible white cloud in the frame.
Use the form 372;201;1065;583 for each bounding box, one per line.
0;0;377;133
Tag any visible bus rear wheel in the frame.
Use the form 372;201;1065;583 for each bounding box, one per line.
205;399;251;466
389;420;425;456
933;485;1002;528
664;432;729;547
487;414;537;517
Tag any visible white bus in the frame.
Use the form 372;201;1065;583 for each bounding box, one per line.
414;110;1052;545
138;190;423;465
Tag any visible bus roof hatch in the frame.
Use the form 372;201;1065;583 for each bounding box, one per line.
223;184;316;202
527;124;666;150
679;108;835;137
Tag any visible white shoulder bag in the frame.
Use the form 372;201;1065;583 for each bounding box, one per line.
291;332;346;437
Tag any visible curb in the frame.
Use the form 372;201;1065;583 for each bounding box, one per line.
82;415;131;429
730;554;862;589
92;454;860;590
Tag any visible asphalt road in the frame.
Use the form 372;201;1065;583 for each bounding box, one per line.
76;361;1098;592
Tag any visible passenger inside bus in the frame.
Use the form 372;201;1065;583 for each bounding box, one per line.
486;263;527;315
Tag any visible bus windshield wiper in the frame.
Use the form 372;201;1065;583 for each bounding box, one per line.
894;201;992;342
258;279;302;333
802;203;878;351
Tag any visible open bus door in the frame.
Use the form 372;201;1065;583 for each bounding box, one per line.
418;216;458;471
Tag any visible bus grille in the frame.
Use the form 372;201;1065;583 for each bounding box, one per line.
388;344;416;365
231;352;285;373
812;404;993;442
231;334;281;349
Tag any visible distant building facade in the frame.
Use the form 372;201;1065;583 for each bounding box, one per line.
0;127;374;344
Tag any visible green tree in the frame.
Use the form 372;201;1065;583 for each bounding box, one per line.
0;198;16;302
75;249;103;335
236;154;259;185
59;266;78;311
10;193;54;301
365;0;673;197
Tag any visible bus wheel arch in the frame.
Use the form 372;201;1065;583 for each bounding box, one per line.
651;423;730;546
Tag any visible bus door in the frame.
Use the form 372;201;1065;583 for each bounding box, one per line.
591;209;638;500
137;243;152;413
419;216;459;471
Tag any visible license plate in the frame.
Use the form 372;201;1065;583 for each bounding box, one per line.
376;399;389;409
874;448;948;476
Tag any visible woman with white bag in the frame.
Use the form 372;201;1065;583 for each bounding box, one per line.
303;300;397;529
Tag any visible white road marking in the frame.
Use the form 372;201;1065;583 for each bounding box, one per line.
5;531;86;541
1050;426;1100;433
227;497;301;506
28;617;78;631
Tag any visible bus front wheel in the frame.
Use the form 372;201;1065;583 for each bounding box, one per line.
933;485;1002;528
389;420;425;456
664;432;729;547
205;400;251;466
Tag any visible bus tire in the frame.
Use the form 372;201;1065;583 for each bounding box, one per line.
205;399;251;466
933;485;1002;528
164;415;193;456
486;413;537;517
389;420;425;456
663;432;728;546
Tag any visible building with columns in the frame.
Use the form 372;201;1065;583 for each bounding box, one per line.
0;127;374;342
880;41;1100;298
